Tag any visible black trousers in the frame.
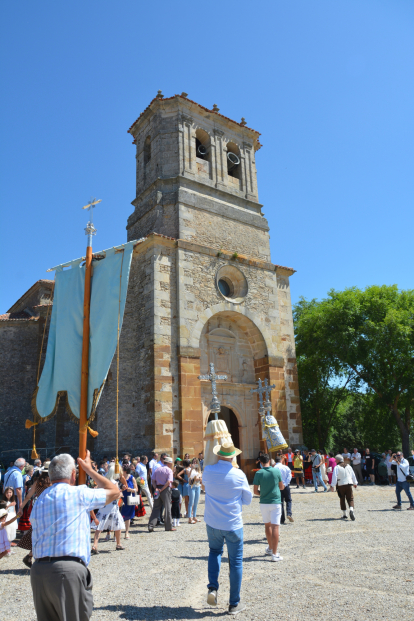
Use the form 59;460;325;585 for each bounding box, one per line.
280;486;292;523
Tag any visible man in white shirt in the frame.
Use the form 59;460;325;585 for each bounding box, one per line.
350;448;363;485
136;455;153;509
274;457;293;523
385;449;395;486
342;448;351;464
391;452;414;510
149;453;159;476
330;454;358;520
203;441;252;615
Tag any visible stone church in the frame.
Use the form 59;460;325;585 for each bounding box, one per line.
0;92;302;476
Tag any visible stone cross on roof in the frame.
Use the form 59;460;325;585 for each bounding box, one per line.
198;363;227;420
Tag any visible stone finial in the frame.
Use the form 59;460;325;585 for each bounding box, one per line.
240;117;247;126
212;104;219;112
181;92;188;98
156;90;163;99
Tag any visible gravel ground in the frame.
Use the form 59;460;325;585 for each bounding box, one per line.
1;483;413;620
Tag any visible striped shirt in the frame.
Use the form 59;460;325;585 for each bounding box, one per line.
31;482;107;565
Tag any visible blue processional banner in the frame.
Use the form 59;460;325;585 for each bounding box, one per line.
33;241;135;421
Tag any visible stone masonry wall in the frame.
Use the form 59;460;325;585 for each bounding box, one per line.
179;207;271;262
0;323;39;462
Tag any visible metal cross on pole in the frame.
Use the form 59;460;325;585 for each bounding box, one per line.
82;198;101;246
198;362;227;420
263;378;276;413
250;378;267;411
78;197;101;485
251;378;276;454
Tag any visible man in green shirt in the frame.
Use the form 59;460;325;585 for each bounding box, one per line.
253;453;284;562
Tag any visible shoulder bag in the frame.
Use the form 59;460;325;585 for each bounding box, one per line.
399;464;414;482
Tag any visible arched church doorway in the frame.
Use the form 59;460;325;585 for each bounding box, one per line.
208;406;241;466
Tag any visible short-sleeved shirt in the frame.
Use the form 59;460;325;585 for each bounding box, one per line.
3;467;24;507
135;462;147;480
253;467;282;504
151;465;173;488
31;482;107;566
311;454;321;470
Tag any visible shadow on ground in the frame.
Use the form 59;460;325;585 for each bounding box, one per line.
0;568;30;576
94;605;222;619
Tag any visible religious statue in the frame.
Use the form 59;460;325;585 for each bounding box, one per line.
251;378;288;453
199;363;239;468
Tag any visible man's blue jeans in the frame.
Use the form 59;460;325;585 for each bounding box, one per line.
396;480;414;507
312;469;327;491
206;525;243;607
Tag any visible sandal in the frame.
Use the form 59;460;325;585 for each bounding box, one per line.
124;534;130;539
91;547;99;555
116;545;125;550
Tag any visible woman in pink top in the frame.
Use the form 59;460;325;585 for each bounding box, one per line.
327;452;337;485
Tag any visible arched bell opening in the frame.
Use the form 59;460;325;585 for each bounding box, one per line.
195;128;211;162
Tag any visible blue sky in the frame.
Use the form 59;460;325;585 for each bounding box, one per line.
1;1;413;312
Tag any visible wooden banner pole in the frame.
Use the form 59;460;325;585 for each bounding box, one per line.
78;245;92;485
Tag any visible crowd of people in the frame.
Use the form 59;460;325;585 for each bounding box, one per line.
0;443;413;619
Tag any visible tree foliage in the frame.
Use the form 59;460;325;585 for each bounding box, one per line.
294;285;414;455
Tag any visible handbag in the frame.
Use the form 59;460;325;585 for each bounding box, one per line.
327;467;332;473
127;493;141;506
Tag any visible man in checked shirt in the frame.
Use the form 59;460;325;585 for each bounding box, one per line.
30;451;120;621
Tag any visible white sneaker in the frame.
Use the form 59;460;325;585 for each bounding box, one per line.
207;589;218;606
265;546;272;555
271;553;283;562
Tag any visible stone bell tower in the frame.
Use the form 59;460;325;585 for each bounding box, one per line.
95;91;302;475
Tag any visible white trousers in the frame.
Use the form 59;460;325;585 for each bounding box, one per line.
141;482;153;509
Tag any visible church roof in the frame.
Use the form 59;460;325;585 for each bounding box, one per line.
128;93;262;148
7;279;54;314
0;310;38;322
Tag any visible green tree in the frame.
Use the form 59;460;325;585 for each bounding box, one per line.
294;286;414;456
294;298;355;450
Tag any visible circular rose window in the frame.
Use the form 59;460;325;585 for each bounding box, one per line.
216;265;248;303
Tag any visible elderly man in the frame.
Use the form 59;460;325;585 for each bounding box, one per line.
391;452;414;510
203;441;252;615
30;451;120;621
148;456;174;531
330;454;358;520
33;458;42;472
3;457;25;510
136;455;153;509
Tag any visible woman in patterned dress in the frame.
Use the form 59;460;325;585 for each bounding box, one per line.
120;463;138;539
16;469;51;568
91;464;125;553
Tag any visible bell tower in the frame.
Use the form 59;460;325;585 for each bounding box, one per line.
126;91;270;262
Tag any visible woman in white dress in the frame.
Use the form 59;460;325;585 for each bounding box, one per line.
91;465;125;554
3;487;17;545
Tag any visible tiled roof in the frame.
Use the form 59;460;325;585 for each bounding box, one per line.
275;264;296;273
0;311;38;322
127;94;262;144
